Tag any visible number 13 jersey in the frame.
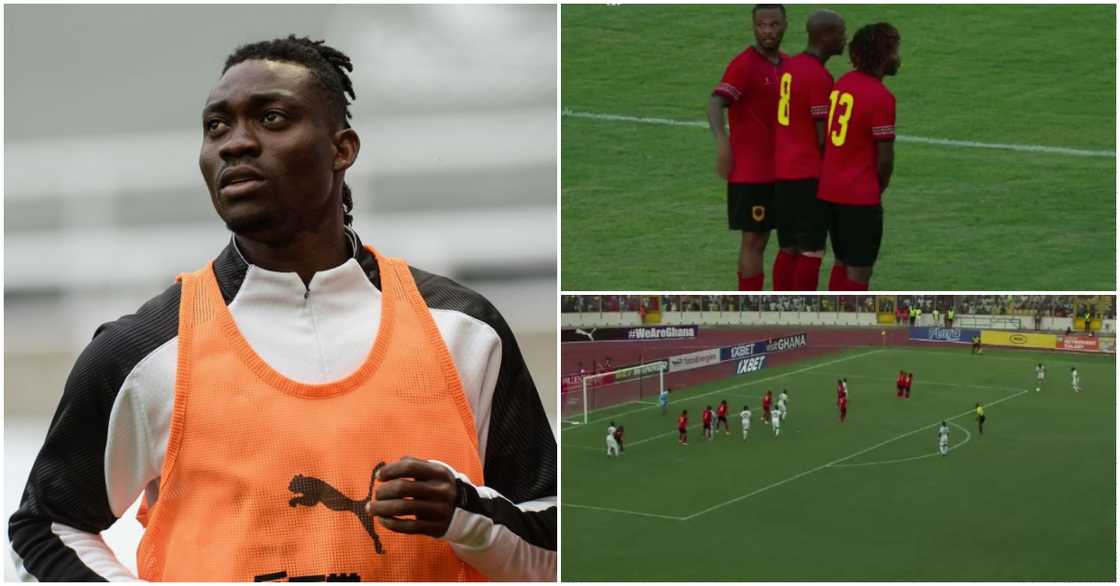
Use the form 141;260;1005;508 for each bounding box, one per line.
818;70;897;206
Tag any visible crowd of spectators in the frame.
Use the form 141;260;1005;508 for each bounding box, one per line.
562;295;1115;319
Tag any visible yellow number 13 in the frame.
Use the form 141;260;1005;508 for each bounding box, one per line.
777;73;792;127
827;90;855;147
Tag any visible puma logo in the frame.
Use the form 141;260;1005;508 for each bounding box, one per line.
575;328;597;341
288;462;386;554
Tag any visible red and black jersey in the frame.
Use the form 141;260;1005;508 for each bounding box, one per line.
714;47;788;184
905;374;914;389
678;414;688;429
838;395;848;409
818;70;897;205
897;372;906;388
775;52;834;180
763;393;773;408
717;403;728;418
702;409;714;426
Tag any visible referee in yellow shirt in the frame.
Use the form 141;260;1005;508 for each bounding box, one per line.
976;403;986;435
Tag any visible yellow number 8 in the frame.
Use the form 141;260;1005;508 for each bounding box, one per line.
777;73;792;127
827;90;854;147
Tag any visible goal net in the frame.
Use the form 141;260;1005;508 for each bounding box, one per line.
563;361;667;425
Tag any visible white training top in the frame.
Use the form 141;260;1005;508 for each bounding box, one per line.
740;410;751;426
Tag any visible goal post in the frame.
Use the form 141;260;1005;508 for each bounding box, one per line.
565;361;668;425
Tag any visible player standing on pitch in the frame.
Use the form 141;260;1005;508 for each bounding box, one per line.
1035;363;1045;392
703;405;715;440
896;369;906;398
838;389;848;422
678;409;690;445
904;372;913;398
762;389;774;423
976;403;986;435
1071;367;1081;393
773;9;847;290
717;399;731;434
817;22;901;290
740;405;752;440
708;4;788;291
606;421;621;457
938;422;950;456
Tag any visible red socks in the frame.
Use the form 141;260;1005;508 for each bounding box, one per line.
826;263;871;290
846;278;870;291
792;255;823;291
772;251;798;291
827;263;847;291
738;272;764;291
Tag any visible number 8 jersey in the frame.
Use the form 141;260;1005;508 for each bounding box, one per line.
818;70;897;205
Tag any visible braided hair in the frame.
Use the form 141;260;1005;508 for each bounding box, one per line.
848;23;900;77
223;35;357;226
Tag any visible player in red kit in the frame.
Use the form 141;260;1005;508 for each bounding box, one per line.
702;406;715;440
762;390;774;423
836;379;846;403
708;4;788;291
717;400;730;434
896;370;906;398
678;409;689;445
904;372;913;398
838;393;848;422
772;9;847;290
817;22;901;290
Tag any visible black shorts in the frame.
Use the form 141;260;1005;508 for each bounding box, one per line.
773;179;827;250
824;202;883;267
718;415;728;423
978;415;986;424
727;182;775;232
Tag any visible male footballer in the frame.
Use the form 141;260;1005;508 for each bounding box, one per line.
9;36;556;581
709;4;788;290
817;22;901;290
772;9;847;290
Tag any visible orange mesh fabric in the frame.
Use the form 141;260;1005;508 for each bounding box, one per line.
136;248;485;581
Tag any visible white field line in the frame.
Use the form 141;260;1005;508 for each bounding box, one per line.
562;502;685;521
562;110;1116;158
680;388;1029;521
829;420;972;468
568;349;885;430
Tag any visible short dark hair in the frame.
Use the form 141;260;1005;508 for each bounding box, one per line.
222;35;358;226
753;4;786;17
849;22;901;75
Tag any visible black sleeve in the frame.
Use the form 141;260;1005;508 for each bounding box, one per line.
409;267;557;505
8;282;181;581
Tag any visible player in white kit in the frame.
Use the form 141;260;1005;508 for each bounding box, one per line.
1035;363;1045;392
740;405;752;440
771;407;781;437
938;421;950;456
1071;367;1081;393
606;421;621;456
778;390;790;420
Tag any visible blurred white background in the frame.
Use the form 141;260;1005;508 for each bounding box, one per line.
4;4;557;579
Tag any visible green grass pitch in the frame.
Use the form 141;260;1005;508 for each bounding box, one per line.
560;346;1115;580
561;5;1116;290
